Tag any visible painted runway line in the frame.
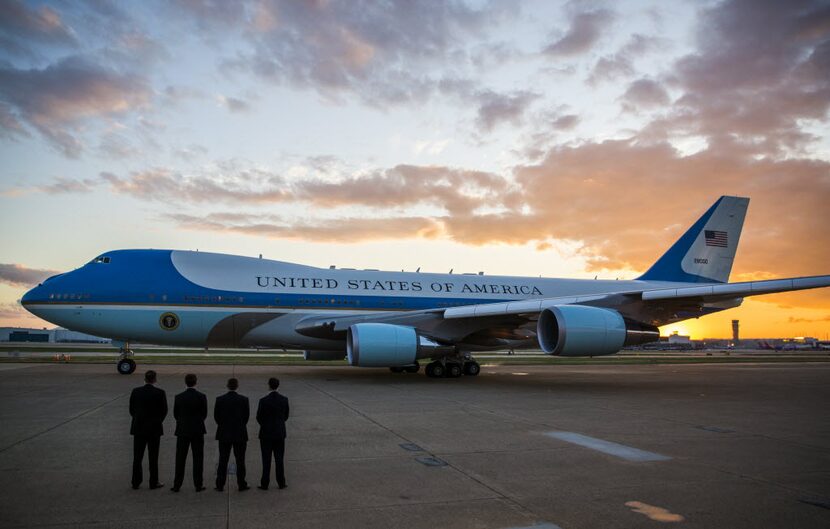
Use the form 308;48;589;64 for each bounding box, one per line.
544;431;671;462
625;501;685;522
509;522;562;529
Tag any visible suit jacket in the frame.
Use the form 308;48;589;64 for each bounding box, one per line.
129;383;168;437
174;387;207;437
256;391;290;440
214;391;250;442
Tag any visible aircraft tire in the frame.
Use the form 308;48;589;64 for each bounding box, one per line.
426;362;444;378
446;363;463;378
117;358;136;375
463;361;481;376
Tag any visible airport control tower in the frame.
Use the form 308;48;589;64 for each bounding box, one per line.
732;320;740;346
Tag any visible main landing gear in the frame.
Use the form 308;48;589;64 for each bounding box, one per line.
425;357;480;379
387;357;481;378
117;343;136;375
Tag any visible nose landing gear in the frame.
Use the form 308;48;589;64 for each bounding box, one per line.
116;343;136;375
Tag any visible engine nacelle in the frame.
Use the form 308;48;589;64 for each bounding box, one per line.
537;305;659;357
346;323;453;367
303;350;346;361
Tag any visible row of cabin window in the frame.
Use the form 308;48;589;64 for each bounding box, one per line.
49;293;91;300
182;295;244;303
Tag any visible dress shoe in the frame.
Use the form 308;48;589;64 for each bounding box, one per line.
149;483;165;490
257;485;268;491
170;486;180;492
239;485;250;492
214;487;224;492
131;484;140;490
278;484;287;490
195;486;206;492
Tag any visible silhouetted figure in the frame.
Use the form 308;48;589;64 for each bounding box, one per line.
171;373;207;492
256;377;290;490
129;370;168;489
214;378;250;491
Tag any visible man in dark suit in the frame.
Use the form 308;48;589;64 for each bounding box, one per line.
129;370;168;489
171;373;207;492
213;377;250;491
256;377;290;490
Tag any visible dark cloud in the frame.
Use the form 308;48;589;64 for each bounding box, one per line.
520;107;582;160
97;132;140;159
656;0;830;153
551;114;580;130
102;31;171;69
544;9;615;57
101;168;287;204
201;0;492;106
38;177;97;194
218;95;251;113
0;56;151;157
620;78;670;110
474;90;541;132
0;101;28;139
0;0;76;58
172;0;249;30
588;33;663;85
0;264;60;287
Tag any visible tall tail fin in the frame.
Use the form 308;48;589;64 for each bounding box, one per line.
638;196;749;284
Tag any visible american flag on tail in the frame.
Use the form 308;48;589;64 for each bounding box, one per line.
705;230;728;247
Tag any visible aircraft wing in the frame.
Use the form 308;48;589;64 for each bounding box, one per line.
443;275;830;320
294;307;445;338
295;274;830;342
639;275;830;301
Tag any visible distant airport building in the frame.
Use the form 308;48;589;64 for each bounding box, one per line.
732;320;740;345
668;332;692;345
0;327;110;343
9;330;49;343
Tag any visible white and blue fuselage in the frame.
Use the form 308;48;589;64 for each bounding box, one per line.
21;249;680;350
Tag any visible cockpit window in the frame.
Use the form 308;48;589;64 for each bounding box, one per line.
91;256;111;264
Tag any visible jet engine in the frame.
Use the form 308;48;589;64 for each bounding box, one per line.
537;305;659;357
346;323;453;367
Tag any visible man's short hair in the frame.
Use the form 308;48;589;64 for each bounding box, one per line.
145;370;157;384
185;373;197;387
227;377;239;390
268;377;279;390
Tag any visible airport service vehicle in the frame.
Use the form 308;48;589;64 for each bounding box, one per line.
21;196;830;376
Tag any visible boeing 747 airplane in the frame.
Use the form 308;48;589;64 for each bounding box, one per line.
20;196;830;376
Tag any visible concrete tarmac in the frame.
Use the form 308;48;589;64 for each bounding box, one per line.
0;362;828;528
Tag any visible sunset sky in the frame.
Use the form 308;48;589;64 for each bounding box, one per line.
1;0;829;339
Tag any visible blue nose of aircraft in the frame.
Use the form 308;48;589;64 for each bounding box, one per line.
21;281;49;314
21;283;40;304
20;271;64;315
